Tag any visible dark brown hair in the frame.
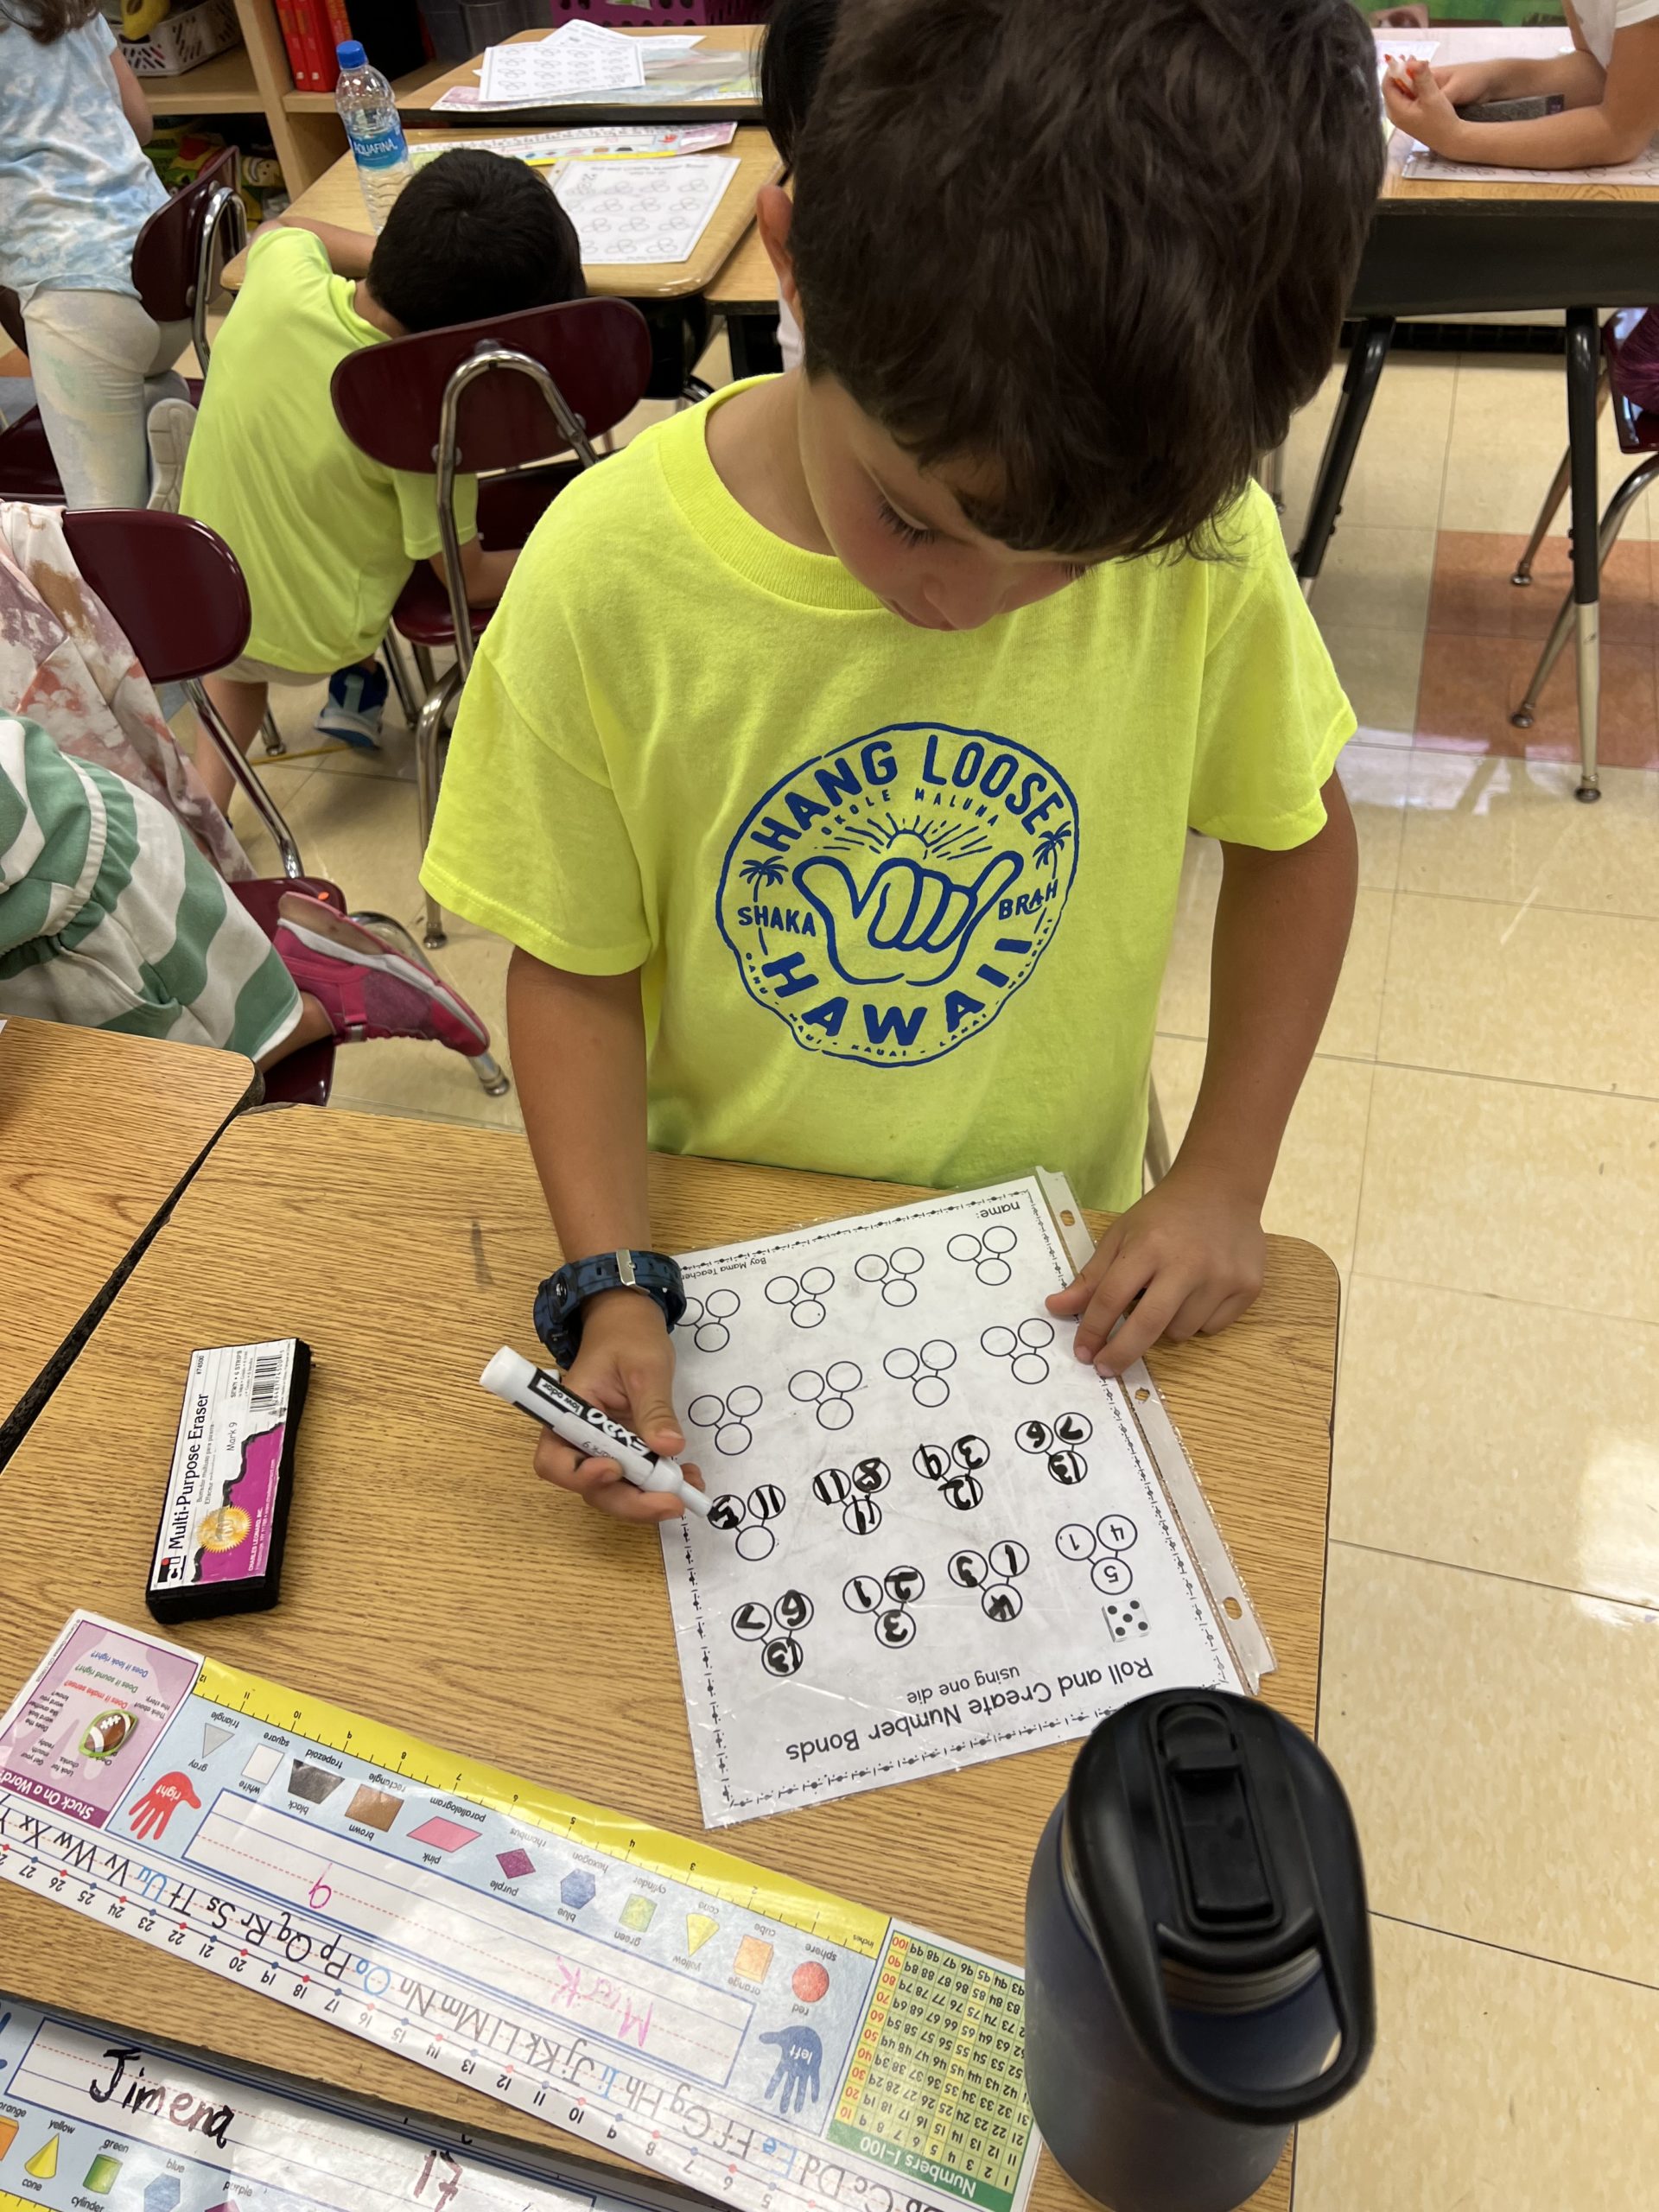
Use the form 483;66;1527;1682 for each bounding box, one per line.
788;0;1383;558
368;148;585;333
0;0;104;43
760;0;841;176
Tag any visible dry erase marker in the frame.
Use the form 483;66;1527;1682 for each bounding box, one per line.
480;1346;711;1518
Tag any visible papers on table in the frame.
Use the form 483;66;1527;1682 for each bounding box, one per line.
478;19;645;103
410;121;737;167
435;29;753;114
549;151;739;264
1405;137;1659;185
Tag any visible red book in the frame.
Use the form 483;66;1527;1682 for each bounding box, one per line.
298;0;334;91
273;0;317;90
318;0;351;88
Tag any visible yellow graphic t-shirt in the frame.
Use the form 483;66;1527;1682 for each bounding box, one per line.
423;382;1353;1210
180;227;477;675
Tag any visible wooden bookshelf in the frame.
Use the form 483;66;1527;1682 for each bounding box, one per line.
138;46;268;115
283;54;448;112
223;0;346;194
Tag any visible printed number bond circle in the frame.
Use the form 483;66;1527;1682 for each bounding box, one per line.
708;1483;788;1560
981;1318;1056;1385
680;1287;741;1353
946;1541;1030;1621
812;1459;892;1535
766;1267;836;1329
715;724;1080;1070
732;1589;815;1675
1014;1409;1093;1484
1056;1512;1140;1595
946;1224;1018;1287
882;1339;957;1407
688;1383;763;1455
788;1362;864;1431
842;1565;925;1648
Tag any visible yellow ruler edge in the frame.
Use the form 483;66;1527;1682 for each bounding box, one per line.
193;1656;888;1957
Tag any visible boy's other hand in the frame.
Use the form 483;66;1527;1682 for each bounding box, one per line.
529;1290;704;1522
1046;1165;1266;1377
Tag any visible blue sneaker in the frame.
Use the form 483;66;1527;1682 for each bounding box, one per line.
315;664;388;749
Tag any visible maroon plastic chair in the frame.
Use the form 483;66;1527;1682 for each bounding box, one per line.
60;508;336;1106
0;148;245;503
331;296;653;944
1508;315;1659;768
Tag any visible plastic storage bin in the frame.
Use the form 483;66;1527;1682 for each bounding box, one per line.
548;0;772;25
119;0;240;77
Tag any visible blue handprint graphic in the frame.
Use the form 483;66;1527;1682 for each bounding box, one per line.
717;723;1079;1069
794;847;1023;989
760;2025;823;2114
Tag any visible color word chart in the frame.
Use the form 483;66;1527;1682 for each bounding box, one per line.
0;1616;1040;2212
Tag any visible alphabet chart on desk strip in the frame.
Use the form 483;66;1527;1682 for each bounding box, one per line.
0;1997;702;2212
662;1176;1244;1828
0;1616;1040;2212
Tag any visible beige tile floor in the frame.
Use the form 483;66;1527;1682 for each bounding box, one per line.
213;347;1659;2203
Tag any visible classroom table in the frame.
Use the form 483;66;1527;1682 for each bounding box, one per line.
221;128;780;304
1300;26;1659;800
0;1106;1338;2212
0;1018;255;1465
400;23;761;127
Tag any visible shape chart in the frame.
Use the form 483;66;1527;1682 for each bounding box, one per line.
0;1617;1039;2212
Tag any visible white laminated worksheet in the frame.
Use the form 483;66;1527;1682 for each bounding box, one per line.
1406;137;1659;184
550;154;738;266
479;22;645;105
661;1175;1246;1828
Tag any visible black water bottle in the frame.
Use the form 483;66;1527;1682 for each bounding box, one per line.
1024;1691;1374;2212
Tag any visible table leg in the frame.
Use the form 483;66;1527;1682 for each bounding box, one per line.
1565;306;1602;801
1294;317;1395;596
726;311;783;380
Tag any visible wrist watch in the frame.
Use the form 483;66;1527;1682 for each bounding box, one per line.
534;1249;686;1368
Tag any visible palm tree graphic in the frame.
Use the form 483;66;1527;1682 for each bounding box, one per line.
740;856;788;891
1033;822;1073;870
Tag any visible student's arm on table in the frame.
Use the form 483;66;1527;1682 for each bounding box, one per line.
111;52;154;144
1388;10;1659;164
258;213;376;277
505;950;699;1523
429;537;518;607
1048;772;1357;1378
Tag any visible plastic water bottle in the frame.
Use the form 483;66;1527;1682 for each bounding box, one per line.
334;40;411;232
1024;1690;1375;2212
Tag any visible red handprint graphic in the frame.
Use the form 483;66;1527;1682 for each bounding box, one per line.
128;1772;200;1840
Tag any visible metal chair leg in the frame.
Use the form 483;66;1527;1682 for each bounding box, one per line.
1143;1077;1172;1189
1566;307;1605;800
1510;454;1659;731
380;632;420;730
1254;444;1285;513
415;662;462;948
348;906;511;1097
259;706;286;759
1512;367;1609;587
187;680;305;877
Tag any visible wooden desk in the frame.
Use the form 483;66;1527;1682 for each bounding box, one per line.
0;1108;1338;2212
707;220;781;375
0;1018;254;1464
223;128;779;302
403;23;760;125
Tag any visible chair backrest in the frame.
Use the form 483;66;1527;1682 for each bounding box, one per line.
330;298;653;475
61;510;252;685
130;147;246;364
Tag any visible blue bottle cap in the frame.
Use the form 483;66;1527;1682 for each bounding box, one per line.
336;38;366;66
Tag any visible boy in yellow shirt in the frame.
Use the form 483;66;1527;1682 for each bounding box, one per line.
180;148;582;808
423;0;1383;1519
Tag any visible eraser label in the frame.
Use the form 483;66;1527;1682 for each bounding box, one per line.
149;1342;297;1597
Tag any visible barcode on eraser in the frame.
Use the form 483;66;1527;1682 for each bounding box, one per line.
251;1352;285;1408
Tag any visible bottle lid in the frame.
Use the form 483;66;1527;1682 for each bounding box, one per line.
1060;1689;1375;2125
336;38;366;66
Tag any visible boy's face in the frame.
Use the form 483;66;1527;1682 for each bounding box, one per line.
761;188;1101;631
795;374;1097;632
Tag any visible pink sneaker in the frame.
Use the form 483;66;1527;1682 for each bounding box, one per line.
273;893;492;1058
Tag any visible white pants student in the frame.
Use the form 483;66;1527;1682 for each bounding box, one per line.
22;287;189;509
